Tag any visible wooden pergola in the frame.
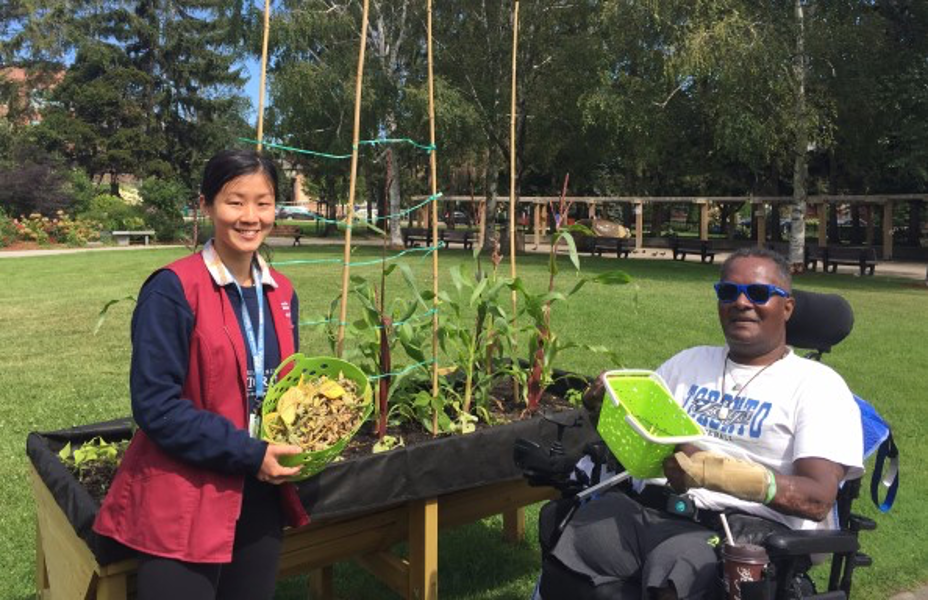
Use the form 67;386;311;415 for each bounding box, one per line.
429;194;927;260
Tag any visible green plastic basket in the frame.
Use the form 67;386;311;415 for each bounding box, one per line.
262;354;373;480
596;370;704;479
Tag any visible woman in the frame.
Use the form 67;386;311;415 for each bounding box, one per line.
95;150;309;600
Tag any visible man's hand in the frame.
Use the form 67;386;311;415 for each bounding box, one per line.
663;443;701;492
673;450;771;503
258;443;303;485
582;374;606;417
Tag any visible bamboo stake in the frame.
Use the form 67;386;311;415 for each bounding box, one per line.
426;0;441;434
509;0;520;407
255;0;272;152
508;0;519;317
336;0;371;357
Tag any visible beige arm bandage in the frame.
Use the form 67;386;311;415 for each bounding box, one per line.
675;451;773;503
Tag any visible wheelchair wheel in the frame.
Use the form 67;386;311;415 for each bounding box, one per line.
778;572;816;600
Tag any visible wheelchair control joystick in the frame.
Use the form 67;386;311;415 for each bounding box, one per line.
542;412;582;458
513;412;584;491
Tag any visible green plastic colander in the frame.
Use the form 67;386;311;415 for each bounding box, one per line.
596;370;704;478
262;354;373;480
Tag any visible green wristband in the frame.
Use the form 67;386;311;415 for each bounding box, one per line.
764;469;777;505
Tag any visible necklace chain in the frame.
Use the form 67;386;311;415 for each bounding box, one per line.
721;349;788;397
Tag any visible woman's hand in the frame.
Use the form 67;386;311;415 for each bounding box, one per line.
257;443;303;485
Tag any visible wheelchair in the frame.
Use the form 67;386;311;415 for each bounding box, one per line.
514;289;898;600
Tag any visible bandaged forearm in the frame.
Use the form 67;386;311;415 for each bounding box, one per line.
675;451;775;504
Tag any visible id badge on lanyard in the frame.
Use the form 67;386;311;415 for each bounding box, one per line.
231;263;265;438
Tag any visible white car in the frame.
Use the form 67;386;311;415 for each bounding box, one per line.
276;206;319;221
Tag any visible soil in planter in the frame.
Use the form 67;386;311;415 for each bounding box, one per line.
55;379;589;500
341;379;580;460
64;445;128;504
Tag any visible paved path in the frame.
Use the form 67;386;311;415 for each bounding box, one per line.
891;586;929;600
0;243;167;258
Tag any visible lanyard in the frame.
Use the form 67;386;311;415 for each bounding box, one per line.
230;262;266;403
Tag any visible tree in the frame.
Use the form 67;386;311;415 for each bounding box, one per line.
4;0;251;189
435;1;601;247
37;41;155;194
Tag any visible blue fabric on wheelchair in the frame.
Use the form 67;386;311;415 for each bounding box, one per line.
854;394;898;513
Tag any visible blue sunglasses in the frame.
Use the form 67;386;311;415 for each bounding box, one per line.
714;281;791;305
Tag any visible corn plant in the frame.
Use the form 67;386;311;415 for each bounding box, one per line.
316;261;434;439
513;224;631;411
435;254;520;431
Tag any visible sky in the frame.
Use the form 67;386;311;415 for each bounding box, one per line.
242;57;263;123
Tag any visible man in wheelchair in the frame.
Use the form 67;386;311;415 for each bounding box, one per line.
537;248;864;600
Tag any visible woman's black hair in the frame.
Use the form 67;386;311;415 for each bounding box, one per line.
200;149;279;206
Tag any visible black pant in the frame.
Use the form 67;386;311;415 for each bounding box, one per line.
137;478;284;600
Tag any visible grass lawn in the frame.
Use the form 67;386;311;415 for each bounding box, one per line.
1;245;925;599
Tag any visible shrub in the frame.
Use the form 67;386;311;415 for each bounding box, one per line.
68;170;98;216
139;177;189;241
9;211;101;246
0;158;72;217
0;209;18;247
78;194;146;232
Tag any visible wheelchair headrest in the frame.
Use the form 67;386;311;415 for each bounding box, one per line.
786;289;854;353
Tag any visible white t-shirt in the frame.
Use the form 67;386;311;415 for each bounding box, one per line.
655;346;864;531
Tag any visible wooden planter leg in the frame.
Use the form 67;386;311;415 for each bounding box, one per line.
308;567;333;600
356;551;409;597
408;498;438;600
35;519;50;596
94;572;128;600
502;507;526;543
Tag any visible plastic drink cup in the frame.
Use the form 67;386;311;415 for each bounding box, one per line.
722;543;769;600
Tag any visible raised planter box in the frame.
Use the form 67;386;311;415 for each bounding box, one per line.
28;397;597;599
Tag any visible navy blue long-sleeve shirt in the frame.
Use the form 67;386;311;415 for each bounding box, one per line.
129;270;299;476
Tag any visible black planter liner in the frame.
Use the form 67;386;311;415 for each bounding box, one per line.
28;374;598;567
27;418;138;566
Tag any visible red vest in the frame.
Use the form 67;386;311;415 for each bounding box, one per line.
94;253;309;562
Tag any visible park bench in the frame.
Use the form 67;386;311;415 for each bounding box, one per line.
111;230;155;246
440;229;473;250
269;225;304;246
671;237;717;263
401;227;432;248
823;246;878;276
590;236;631;259
766;242;822;272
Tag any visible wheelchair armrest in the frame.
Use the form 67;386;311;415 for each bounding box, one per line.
764;529;859;558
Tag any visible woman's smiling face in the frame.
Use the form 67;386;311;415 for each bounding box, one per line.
201;171;276;259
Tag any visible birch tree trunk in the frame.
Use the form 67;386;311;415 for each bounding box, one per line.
790;0;809;270
483;145;500;251
369;0;411;247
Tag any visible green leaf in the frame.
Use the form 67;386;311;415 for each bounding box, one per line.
450;265;465;293
469;277;489;307
567;278;590;297
562;232;581;271
94;295;136;335
58;442;72;461
354;219;385;236
594;270;632;285
562;223;594;237
539;292;567;305
413;391;432;407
